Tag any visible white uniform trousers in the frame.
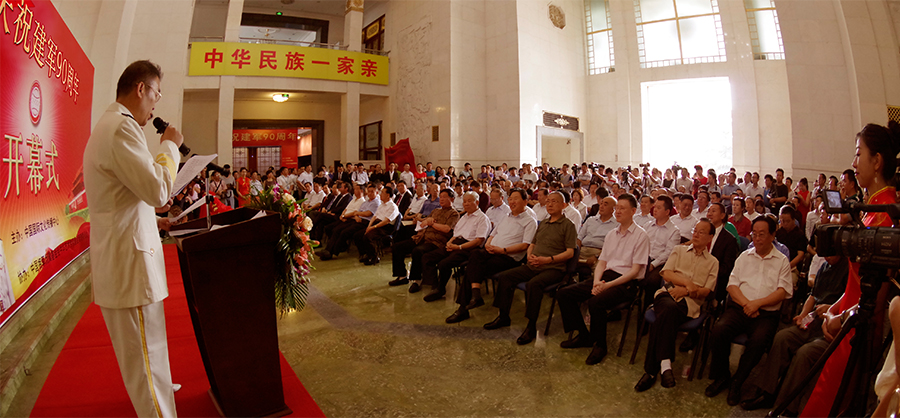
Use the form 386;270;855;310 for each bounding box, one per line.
101;300;177;418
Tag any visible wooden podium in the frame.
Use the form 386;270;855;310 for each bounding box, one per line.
172;208;292;417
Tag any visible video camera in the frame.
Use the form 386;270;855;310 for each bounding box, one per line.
815;189;900;268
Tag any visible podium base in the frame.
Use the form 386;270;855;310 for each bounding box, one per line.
208;388;292;418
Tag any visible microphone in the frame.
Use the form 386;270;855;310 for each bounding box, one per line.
152;117;190;156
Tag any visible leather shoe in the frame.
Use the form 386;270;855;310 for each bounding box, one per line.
585;345;608;365
466;298;485;310
660;369;676;388
316;249;332;260
388;277;409;286
516;326;537;345
483;316;511;330
445;309;470;323
559;333;594;349
705;377;731;397
408;282;422;293
363;256;380;265
740;392;774;411
727;380;743;406
634;373;656;392
423;289;446;302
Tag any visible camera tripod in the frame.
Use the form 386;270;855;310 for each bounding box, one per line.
767;263;886;417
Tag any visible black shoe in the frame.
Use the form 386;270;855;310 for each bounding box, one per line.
634;373;657;392
727;380;743;406
560;333;594;349
466;298;485;310
389;277;409;286
484;316;511;330
741;392;774;411
516;326;537;345
679;332;699;352
408;282;422;293
606;310;622;322
316;250;332;260
446;308;470;324
585;344;608;365
423;289;446;302
660;369;676;388
363;256;380;265
705;377;731;397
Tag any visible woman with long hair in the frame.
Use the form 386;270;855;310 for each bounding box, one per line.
802;121;900;417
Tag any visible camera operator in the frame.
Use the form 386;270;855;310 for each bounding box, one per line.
802;120;900;417
83;60;182;417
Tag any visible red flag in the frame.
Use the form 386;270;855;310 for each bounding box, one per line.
384;138;415;170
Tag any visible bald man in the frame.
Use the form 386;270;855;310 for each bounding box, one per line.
577;196;619;265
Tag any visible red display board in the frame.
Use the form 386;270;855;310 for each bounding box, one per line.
232;128;304;169
0;0;94;325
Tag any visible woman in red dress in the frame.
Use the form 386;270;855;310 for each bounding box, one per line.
801;121;900;417
235;167;251;207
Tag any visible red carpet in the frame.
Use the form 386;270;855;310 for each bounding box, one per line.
31;244;325;417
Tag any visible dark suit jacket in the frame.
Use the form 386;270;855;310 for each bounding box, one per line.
710;227;739;301
329;193;352;216
337;172;352;184
395;191;412;215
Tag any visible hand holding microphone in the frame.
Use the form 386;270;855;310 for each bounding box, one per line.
152;117;189;155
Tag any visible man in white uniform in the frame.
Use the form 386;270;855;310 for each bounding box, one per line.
83;61;182;417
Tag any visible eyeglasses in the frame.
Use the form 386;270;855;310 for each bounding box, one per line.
145;83;162;103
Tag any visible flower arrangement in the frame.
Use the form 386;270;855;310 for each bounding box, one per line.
247;185;316;316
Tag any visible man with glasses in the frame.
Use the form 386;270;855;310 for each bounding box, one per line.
83;60;182;417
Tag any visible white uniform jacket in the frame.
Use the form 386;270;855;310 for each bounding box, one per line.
83;102;179;309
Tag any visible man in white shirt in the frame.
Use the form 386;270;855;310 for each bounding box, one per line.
742;172;765;201
577;163;594;184
520;164;538;184
705;216;791;406
221;165;236;208
277;167;294;194
421;192;492;301
557;193;650;365
693;191;710;219
671;194;699;242
399;163;415;188
298;164;314;187
485;188;511;229
352;163;369;185
641;195;682;307
531;189;550;221
446;189;538;323
355;186;401;265
577;196;618;265
559;190;583;226
302;181;327;211
633;195;655;228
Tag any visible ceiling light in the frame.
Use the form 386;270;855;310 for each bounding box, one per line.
273;93;289;103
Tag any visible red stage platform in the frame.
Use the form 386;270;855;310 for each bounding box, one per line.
31;244;325;417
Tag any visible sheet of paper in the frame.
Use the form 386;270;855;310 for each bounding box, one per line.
251;210;267;220
169;199;205;222
170;154;217;199
169;228;206;237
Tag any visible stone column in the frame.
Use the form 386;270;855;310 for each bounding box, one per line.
216;0;243;166
339;0;363;163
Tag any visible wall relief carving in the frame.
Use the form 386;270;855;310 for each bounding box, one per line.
549;4;565;29
395;18;433;162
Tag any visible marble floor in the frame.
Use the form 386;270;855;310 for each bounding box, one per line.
10;245;771;417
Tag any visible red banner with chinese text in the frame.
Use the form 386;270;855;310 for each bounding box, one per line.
232;128;305;169
0;0;94;325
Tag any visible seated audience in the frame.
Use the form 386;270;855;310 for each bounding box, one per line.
446;189;538;322
706;216;792;406
635;218;718;392
776;206;808;286
388;189;460;293
633;195;655;228
484;191;577;345
642;195;682;308
317;183;381;260
421;192;492;301
672;194;699;243
740;255;847;414
557;194;649;364
485;188;511;229
729;197;752;238
355;186;401;265
577;196;619;266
